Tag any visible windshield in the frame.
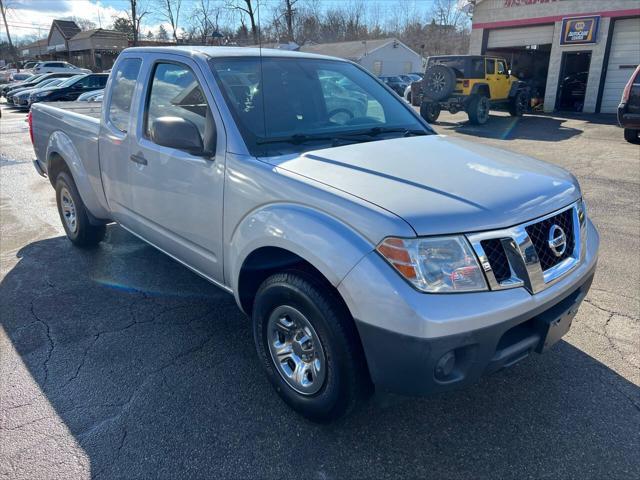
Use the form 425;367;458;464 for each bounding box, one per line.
58;75;85;87
210;57;430;156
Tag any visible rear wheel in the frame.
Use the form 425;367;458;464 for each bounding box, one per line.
623;128;640;144
509;90;528;117
420;101;441;123
467;95;490;125
55;171;106;247
252;271;372;422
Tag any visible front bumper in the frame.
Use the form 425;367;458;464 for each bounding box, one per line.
338;219;599;395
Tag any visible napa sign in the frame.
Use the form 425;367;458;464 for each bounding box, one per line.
560;16;600;45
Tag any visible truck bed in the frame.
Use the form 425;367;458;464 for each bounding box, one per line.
40;101;102;119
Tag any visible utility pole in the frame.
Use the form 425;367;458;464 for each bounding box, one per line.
0;0;19;69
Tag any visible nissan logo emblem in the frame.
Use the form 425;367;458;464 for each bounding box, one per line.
548;225;567;257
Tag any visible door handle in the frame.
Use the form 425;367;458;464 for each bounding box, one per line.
130;153;147;165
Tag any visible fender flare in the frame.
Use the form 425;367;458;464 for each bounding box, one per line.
508;81;529;98
227;203;374;307
46;130;111;220
470;83;490;98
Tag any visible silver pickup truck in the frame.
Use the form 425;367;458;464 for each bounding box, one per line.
30;47;599;421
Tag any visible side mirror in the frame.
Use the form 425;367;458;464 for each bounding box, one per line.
150;116;205;156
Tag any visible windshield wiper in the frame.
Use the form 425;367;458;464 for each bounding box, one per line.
256;133;370;146
342;127;430;138
255;127;429;146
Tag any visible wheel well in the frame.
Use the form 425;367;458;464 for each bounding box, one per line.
47;153;69;187
471;83;490;98
238;247;318;315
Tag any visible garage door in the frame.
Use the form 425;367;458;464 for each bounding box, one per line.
601;17;640;113
488;25;555;49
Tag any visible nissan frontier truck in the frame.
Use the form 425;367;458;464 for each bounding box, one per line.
30;47;599;421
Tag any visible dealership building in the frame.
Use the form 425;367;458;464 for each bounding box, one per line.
469;0;640;113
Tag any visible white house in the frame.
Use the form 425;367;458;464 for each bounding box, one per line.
300;38;424;76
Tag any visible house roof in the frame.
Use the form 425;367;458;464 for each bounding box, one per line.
71;28;127;40
299;38;402;61
51;20;81;39
23;38;48;49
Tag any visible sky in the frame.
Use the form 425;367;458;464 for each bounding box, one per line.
1;0;443;41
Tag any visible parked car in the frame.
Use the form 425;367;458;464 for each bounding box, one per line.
617;65;640;144
9;72;33;82
418;55;529;125
29;47;599;422
77;89;105;102
7;77;64;102
399;73;421;84
32;61;91;75
12;78;66;109
29;73;108;105
2;72;77;98
378;75;408;96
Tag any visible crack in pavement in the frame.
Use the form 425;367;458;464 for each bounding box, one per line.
29;297;54;385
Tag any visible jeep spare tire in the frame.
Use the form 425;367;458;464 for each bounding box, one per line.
422;65;456;101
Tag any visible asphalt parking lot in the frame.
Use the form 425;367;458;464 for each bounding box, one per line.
1;102;639;479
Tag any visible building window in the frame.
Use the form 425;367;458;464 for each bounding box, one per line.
373;61;383;75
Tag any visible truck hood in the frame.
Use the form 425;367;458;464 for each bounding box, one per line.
264;135;581;236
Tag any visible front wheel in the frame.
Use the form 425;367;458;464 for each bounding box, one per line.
55;171;106;247
420;101;441;123
509;91;528;117
624;128;640;144
467;95;490;125
252;271;372;422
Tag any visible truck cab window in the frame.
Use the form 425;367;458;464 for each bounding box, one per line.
497;60;508;75
486;59;495;75
145;62;215;153
108;58;142;133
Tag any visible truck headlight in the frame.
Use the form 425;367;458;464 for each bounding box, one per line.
377;236;488;293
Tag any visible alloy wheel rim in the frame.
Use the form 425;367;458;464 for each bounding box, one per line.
60;187;78;234
267;305;327;395
429;72;446;92
479;98;489;121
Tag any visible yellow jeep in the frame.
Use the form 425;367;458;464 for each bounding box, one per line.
416;55;529;125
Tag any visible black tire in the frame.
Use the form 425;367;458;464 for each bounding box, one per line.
467;95;490;125
55;171;106;247
422;65;456;101
623;128;640;144
252;271;372;422
509;90;528;117
420;101;441;123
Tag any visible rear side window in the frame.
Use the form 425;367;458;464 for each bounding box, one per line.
486;59;495;75
144;62;214;150
76;75;107;89
109;58;142;133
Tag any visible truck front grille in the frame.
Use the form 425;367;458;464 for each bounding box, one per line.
467;201;586;295
525;209;575;270
480;239;510;283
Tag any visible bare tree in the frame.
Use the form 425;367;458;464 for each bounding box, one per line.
226;0;260;44
0;0;18;68
63;16;97;31
157;0;182;42
282;0;298;42
127;0;150;46
189;0;225;42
